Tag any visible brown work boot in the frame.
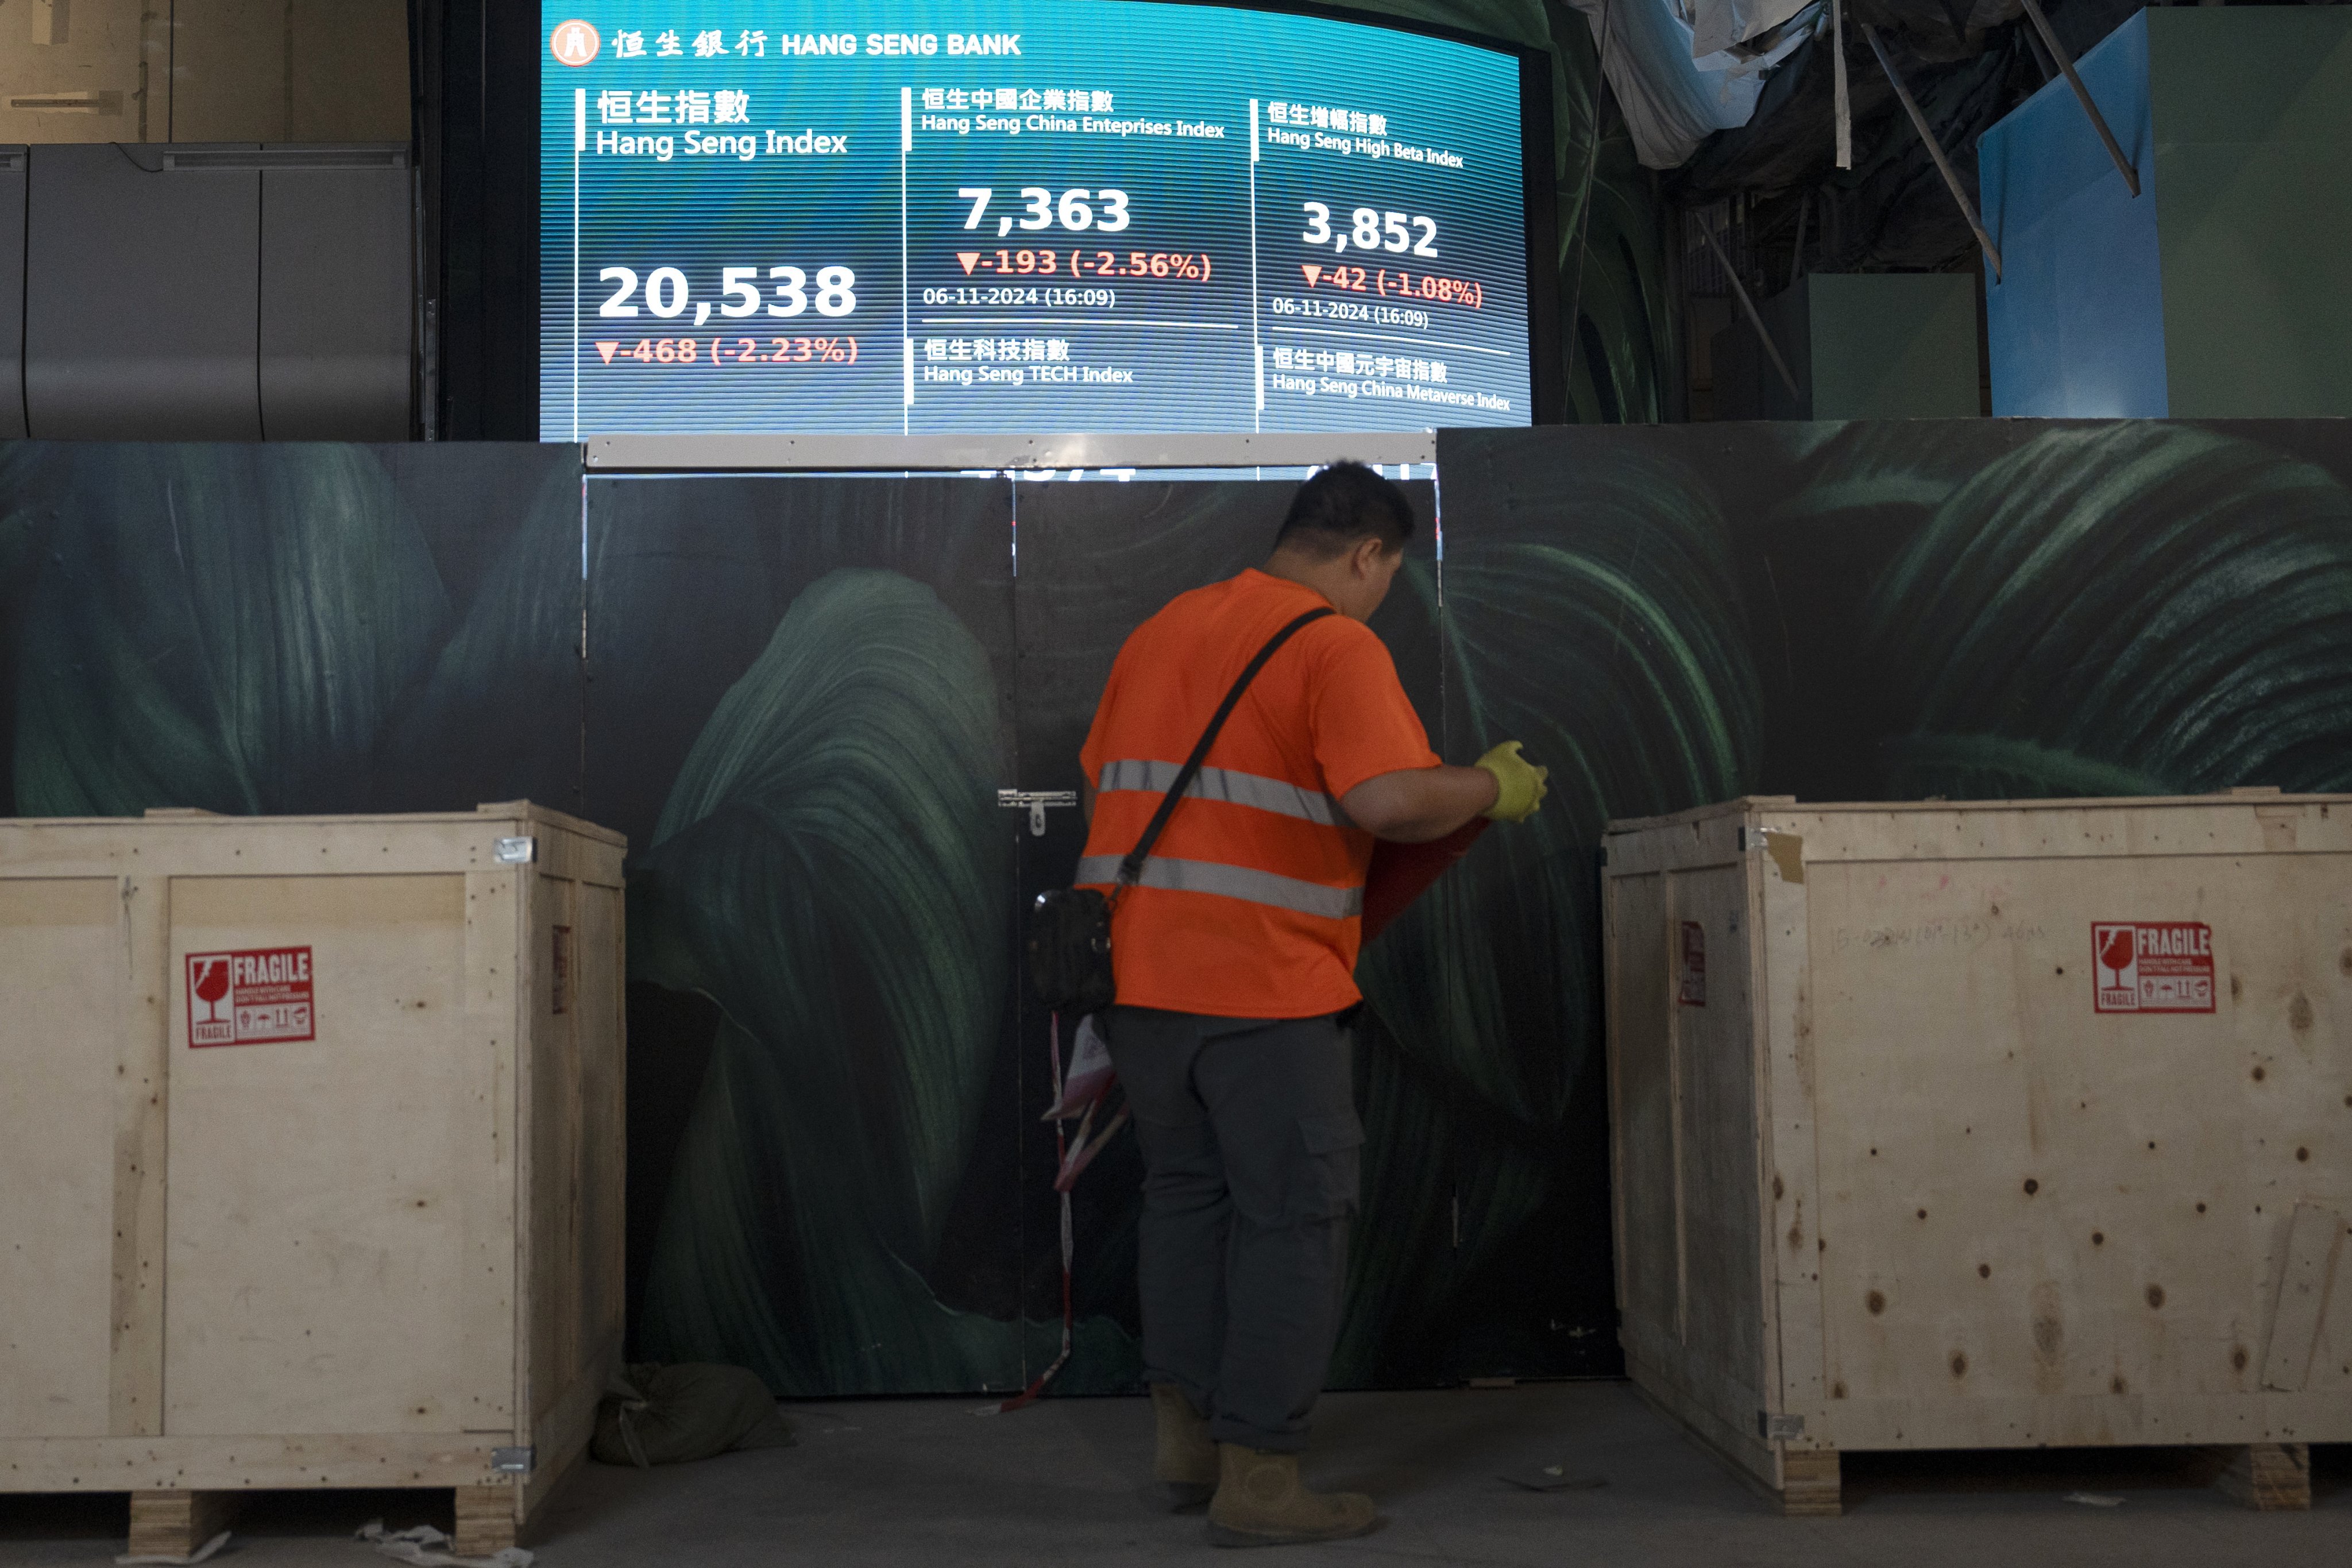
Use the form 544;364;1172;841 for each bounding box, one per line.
1207;1442;1378;1547
1151;1383;1217;1508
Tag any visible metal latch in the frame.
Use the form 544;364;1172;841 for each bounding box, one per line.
491;1446;535;1473
494;836;537;864
998;790;1078;837
1758;1411;1805;1440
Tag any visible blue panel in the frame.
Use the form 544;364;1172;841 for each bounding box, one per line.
1980;13;2166;417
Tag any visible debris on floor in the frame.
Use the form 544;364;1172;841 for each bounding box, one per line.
115;1529;231;1566
1499;1464;1608;1492
2063;1492;2127;1508
357;1519;535;1567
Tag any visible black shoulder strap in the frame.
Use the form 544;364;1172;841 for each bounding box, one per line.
1116;606;1337;887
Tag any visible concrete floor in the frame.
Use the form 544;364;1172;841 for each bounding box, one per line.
3;1382;2345;1566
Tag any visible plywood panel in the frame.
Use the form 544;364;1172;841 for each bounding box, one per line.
1608;795;2352;1465
1808;851;2349;1440
0;879;121;1438
110;876;172;1436
0;1431;508;1490
1756;834;1826;1430
1795;1390;2318;1450
3;805;619;1527
460;869;519;1432
2305;1210;2352;1395
163;874;507;1436
571;882;627;1384
1671;865;1767;1408
2261;1204;2347;1392
1785;800;2352;864
2224;853;2352;1296
0;817;559;882
527;875;578;1423
1608;871;1679;1342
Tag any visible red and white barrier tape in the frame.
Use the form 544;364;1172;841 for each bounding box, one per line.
977;1012;1076;1415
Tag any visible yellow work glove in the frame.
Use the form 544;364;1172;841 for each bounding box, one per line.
1475;740;1549;824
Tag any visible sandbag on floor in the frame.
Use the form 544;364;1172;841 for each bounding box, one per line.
593;1364;796;1467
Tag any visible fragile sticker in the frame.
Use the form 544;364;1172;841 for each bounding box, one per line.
1678;921;1706;1007
2092;922;2214;1014
187;946;316;1047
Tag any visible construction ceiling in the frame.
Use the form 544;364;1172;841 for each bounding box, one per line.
1637;0;2337;276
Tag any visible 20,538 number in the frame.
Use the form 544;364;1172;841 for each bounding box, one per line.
598;264;858;320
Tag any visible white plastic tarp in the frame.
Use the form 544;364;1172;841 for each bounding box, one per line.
1686;0;1816;57
1569;0;1818;169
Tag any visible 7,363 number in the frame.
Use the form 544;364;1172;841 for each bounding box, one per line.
959;187;1133;235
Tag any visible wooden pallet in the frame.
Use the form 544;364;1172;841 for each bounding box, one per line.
127;1492;241;1559
1747;1442;2312;1516
1777;1450;1842;1517
2212;1443;2314;1511
118;1480;539;1559
453;1485;527;1557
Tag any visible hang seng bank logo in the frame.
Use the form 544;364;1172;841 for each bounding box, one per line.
552;20;601;67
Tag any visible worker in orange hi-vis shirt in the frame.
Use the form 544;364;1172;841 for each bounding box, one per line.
1076;461;1548;1547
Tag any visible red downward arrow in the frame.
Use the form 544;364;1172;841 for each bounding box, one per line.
957;252;982;275
595;341;619;365
1300;264;1322;287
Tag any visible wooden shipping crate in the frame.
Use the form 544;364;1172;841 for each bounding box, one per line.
0;802;625;1555
1601;794;2351;1515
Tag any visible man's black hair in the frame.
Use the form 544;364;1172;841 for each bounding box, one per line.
1273;461;1414;559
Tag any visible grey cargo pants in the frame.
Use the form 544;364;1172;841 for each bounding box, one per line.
1103;1005;1362;1453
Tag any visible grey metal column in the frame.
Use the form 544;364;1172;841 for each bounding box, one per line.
0;148;24;439
1863;26;2005;281
2018;0;2140;197
1696;215;1802;404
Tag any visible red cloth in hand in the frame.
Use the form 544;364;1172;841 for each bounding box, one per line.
1361;818;1489;943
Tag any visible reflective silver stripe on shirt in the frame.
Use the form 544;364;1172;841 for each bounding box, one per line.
1076;855;1364;921
1096;758;1350;829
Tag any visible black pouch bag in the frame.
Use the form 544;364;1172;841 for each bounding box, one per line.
1026;606;1335;1017
1025;885;1117;1018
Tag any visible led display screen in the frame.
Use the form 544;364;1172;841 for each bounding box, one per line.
539;2;1538;438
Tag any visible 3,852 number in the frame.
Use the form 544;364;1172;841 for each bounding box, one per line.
1300;203;1437;257
598;264;858;320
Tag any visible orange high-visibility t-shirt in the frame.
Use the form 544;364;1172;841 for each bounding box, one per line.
1077;568;1440;1018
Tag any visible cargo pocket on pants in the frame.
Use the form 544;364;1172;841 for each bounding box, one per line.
1294;1113;1364;1223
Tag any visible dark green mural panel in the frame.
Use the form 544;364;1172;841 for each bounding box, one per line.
7;418;2350;1400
